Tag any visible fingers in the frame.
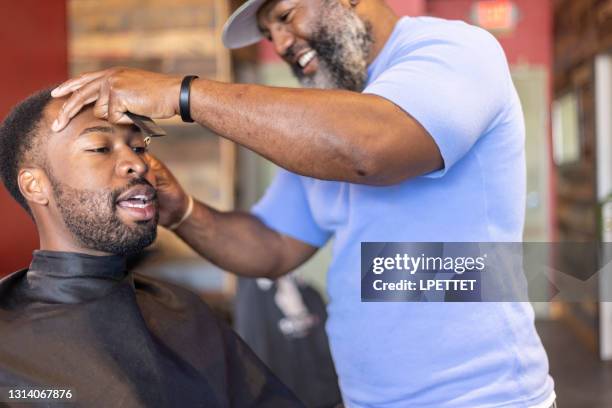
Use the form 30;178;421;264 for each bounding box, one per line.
52;79;104;131
92;80;110;119
51;69;110;98
107;91;131;125
146;154;164;173
120;115;134;124
92;82;133;125
146;153;160;165
145;154;162;171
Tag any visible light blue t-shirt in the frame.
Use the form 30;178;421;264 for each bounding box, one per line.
252;17;554;408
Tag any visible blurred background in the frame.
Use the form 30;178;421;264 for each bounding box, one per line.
1;0;611;406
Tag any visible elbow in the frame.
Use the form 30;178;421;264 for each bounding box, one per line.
327;135;385;185
265;266;291;280
348;147;403;186
351;158;384;185
324;128;409;185
263;251;294;280
344;131;444;186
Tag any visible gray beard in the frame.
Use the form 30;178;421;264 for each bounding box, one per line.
295;1;373;91
49;175;157;256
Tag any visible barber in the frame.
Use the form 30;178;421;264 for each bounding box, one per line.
51;0;555;406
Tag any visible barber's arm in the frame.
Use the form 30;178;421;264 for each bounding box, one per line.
148;155;317;279
51;67;442;185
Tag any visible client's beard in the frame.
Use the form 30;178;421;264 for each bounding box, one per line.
49;175;158;256
291;0;373;91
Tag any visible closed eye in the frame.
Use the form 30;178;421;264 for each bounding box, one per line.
279;10;292;23
86;147;110;154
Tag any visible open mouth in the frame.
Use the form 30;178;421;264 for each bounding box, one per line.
298;49;316;68
296;49;318;75
115;185;158;222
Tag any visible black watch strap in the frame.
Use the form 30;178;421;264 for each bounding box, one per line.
179;75;199;123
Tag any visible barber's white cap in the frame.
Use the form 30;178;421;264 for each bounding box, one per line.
222;0;269;49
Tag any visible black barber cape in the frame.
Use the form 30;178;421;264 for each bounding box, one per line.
0;251;304;408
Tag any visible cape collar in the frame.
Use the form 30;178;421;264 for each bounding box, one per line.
22;250;130;304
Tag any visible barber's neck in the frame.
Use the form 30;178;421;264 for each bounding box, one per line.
361;0;400;65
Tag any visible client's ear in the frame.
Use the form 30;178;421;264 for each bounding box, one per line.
18;168;50;207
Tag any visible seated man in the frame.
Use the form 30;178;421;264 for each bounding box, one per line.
0;88;303;407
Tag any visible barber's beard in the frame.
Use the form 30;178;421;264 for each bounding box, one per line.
292;1;373;91
49;175;158;256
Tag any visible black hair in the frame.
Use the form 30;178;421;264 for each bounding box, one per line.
0;88;53;214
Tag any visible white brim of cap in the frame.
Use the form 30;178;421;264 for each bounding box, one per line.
222;0;268;49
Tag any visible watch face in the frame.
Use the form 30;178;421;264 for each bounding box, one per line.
126;112;167;138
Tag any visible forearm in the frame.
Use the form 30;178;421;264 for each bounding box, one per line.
51;68;441;185
189;80;403;184
173;199;292;279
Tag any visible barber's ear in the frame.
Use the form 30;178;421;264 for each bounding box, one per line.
18;168;50;207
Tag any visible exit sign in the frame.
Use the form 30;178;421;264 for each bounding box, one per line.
471;1;519;33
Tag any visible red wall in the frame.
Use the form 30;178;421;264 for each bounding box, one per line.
427;0;552;67
387;0;426;16
0;1;68;274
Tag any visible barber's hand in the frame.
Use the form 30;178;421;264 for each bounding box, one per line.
51;67;182;132
146;154;191;228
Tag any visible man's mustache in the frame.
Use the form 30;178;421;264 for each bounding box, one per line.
111;178;157;204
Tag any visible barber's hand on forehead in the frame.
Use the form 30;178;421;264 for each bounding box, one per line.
51;67;182;132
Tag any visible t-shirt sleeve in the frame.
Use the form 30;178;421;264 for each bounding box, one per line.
251;169;331;248
363;24;511;178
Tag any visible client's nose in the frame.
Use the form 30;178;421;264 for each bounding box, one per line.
116;147;148;178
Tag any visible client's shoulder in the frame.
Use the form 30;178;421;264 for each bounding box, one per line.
132;272;220;321
0;269;29;310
